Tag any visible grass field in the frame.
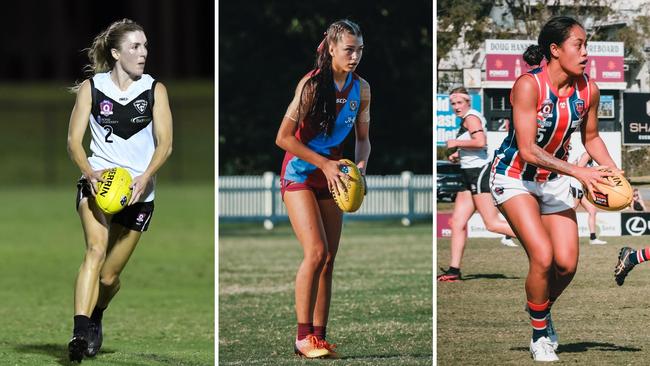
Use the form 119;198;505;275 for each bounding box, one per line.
219;221;433;365
0;184;214;365
437;235;650;365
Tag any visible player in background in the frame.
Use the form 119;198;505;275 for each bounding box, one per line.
615;190;650;285
568;150;607;244
489;16;619;361
437;87;517;283
66;19;173;362
275;19;370;358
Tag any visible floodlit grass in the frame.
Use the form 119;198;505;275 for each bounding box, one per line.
0;184;214;365
219;221;433;365
437;235;650;365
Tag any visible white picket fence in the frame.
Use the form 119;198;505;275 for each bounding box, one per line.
219;172;432;225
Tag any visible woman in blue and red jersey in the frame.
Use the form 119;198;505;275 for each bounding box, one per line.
489;16;619;362
275;19;371;359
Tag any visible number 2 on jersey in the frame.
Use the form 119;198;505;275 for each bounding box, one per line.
104;125;114;143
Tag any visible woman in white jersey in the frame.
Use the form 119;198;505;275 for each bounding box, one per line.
437;87;517;283
66;19;173;363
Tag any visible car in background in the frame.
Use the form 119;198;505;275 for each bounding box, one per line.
437;160;464;202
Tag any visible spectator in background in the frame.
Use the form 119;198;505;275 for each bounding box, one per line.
631;188;646;211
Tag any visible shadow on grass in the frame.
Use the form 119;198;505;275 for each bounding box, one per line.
559;342;642;353
339;352;433;361
462;273;521;281
510;342;641;353
13;343;116;365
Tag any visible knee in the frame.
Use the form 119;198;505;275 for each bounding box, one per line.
530;253;553;274
304;246;327;270
322;255;336;276
100;274;120;288
84;246;106;267
484;220;499;233
554;261;577;277
449;217;467;231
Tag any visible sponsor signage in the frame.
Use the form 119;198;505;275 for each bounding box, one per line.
466;212;621;238
436;213;452;238
622;212;650;236
623;93;650;145
436;93;482;146
484;40;625;89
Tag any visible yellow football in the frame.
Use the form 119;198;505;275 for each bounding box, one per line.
332;159;366;213
585;169;633;211
95;167;133;214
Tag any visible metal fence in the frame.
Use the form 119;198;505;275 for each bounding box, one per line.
218;172;433;225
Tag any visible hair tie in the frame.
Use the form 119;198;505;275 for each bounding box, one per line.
449;93;471;101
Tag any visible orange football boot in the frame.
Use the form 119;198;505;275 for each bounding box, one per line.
294;335;330;358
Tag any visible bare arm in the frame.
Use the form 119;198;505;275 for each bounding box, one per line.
130;82;173;204
511;76;610;191
66;80;104;194
275;76;346;192
354;79;371;174
446;115;486;149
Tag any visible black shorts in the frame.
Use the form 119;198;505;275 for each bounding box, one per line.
76;178;155;232
461;164;491;195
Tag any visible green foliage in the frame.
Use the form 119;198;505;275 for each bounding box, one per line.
0;184;214;364
219;221;433;365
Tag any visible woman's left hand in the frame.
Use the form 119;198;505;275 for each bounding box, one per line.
129;173;151;205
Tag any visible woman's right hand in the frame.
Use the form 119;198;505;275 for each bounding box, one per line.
321;160;346;196
573;166;616;198
448;151;460;163
83;169;106;197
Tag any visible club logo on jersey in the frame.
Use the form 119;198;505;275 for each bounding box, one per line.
573;99;585;116
349;100;358;111
541;99;554;118
133;99;148;114
100;100;114;116
131;116;152;124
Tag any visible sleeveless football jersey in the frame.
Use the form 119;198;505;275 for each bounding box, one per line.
88;72;157;202
492;65;591;182
281;71;362;183
456;109;489;169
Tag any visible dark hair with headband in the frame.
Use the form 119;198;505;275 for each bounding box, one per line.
298;19;362;136
523;16;583;66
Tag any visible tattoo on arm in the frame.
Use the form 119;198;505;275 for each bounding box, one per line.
530;145;575;175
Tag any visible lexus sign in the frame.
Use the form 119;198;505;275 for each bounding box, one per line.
622;213;650;236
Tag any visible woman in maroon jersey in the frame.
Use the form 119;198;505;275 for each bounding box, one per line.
276;19;371;358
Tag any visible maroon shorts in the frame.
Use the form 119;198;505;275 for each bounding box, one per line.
280;178;333;200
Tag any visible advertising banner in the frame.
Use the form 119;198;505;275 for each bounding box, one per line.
484;40;625;89
466;212;621;238
623;93;650;145
436;93;482;146
622;212;650;236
